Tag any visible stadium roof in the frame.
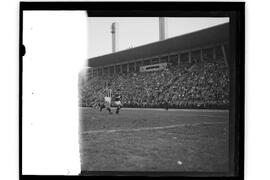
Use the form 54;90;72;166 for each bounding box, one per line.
88;22;229;68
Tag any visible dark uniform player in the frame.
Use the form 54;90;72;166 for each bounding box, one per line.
114;92;122;114
98;102;105;112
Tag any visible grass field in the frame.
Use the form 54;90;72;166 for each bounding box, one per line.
79;107;229;172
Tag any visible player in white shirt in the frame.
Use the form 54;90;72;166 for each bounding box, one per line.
99;87;113;114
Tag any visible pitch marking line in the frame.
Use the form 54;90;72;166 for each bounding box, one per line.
79;107;229;113
81;121;227;135
121;108;229;113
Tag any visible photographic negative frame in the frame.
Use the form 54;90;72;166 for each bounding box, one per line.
19;2;244;179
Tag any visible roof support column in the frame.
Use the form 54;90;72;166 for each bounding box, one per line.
213;47;216;60
221;44;228;67
178;54;180;66
120;64;122;74
188;51;191;64
111;66;115;76
200;49;203;62
104;67;107;76
91;68;93;79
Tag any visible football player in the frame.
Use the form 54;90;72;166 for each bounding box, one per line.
99;87;113;114
114;90;122;114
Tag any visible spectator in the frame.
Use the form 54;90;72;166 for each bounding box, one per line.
79;60;229;109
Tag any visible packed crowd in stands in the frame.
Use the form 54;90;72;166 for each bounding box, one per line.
79;59;230;109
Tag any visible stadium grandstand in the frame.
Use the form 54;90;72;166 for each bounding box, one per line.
79;22;230;109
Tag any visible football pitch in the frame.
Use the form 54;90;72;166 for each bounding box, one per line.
79;107;229;172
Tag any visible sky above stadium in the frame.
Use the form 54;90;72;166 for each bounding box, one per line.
88;17;229;58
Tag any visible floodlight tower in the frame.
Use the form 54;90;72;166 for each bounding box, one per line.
111;22;119;53
159;17;168;41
